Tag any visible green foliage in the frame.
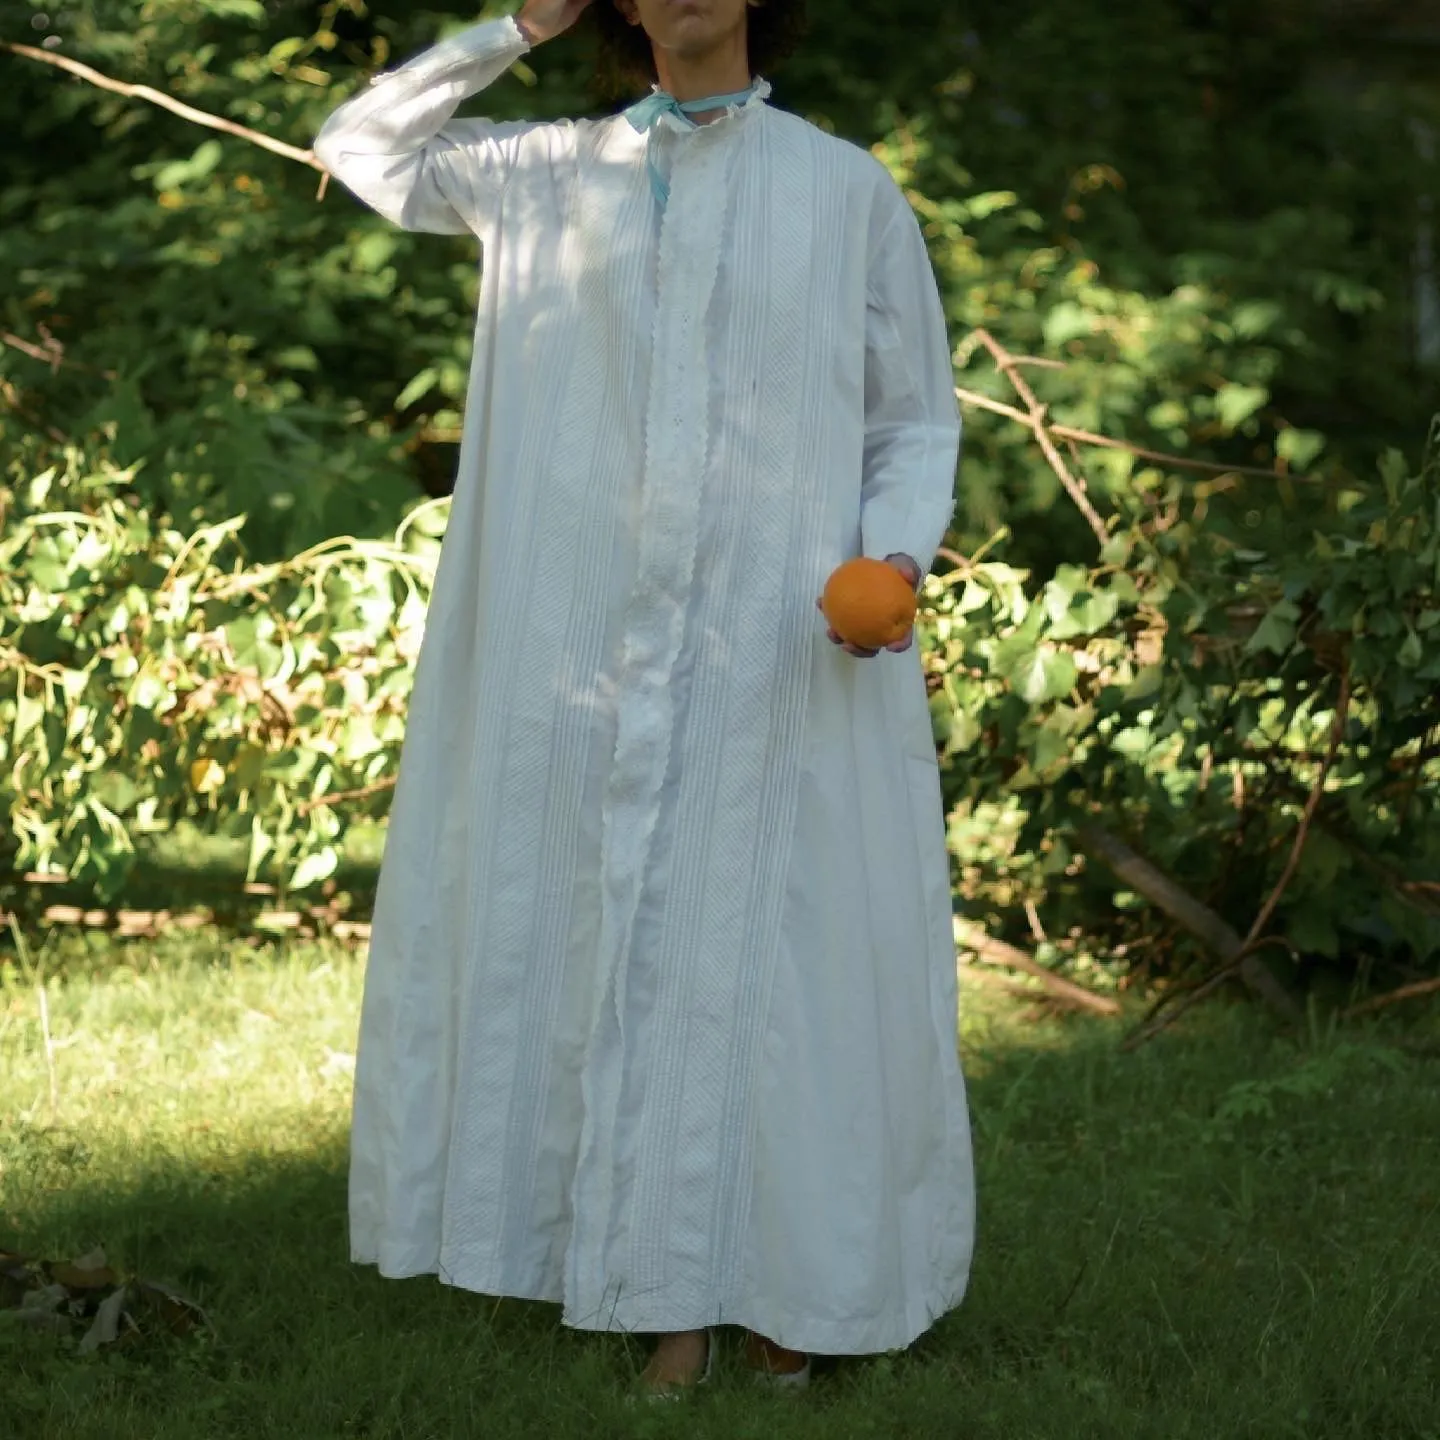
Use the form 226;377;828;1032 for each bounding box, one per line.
920;419;1440;977
3;422;1436;987
4;0;1436;564
0;436;444;897
4;0;1439;991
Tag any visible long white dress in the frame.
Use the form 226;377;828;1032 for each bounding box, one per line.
314;16;975;1355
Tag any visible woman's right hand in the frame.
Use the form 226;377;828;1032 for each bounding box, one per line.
515;0;594;45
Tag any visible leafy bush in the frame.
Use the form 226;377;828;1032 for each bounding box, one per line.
4;0;1438;1004
3;419;1436;1004
925;415;1440;989
0;435;443;898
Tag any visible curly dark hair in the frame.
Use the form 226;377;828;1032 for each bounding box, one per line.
590;0;809;100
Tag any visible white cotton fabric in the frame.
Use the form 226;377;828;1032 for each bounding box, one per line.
314;16;975;1355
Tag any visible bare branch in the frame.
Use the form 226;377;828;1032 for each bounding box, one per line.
5;41;325;172
1093;669;1351;1050
2;328;118;380
969;328;1109;545
1241;665;1352;948
955;920;1121;1016
1075;824;1303;1036
295;776;397;815
1341;975;1440;1020
955;385;1323;485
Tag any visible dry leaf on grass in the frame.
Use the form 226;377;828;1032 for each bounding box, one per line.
77;1284;131;1354
50;1246;118;1290
0;1245;209;1352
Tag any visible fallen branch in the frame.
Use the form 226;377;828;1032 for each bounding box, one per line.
1341;975;1440;1020
5;41;324;172
970;327;1110;546
954;919;1121;1016
1075;825;1303;1035
1098;667;1351;1049
954;385;1323;484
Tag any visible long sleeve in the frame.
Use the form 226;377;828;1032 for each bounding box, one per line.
858;184;962;580
313;17;548;235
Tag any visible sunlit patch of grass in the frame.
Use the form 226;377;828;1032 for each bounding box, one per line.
2;927;1438;1439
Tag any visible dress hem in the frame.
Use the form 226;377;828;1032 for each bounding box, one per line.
350;1242;969;1356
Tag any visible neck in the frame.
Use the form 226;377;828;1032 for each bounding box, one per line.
652;33;752;122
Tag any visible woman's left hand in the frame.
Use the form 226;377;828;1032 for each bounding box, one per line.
815;553;922;658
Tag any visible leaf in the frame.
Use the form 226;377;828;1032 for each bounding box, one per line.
392;368;438;414
1042;300;1093;350
153;140;224;192
77;1284;128;1354
1379;449;1407;507
290;845;339;891
955;578;990;615
1123;665;1163;702
13;691;44;746
353;230;399;275
1285;904;1339;959
1231;299;1282;338
274;346;319;372
1276;427;1324;471
1100;534;1133;567
190;757;226;794
1244;599;1300;655
246;816;273;884
1012;647;1078;704
93;772;141;817
1029;714;1073;772
1215;383;1268;432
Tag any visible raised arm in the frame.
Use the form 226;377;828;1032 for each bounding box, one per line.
313;2;590;235
858;180;963;582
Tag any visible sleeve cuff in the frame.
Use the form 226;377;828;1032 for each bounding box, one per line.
369;16;531;87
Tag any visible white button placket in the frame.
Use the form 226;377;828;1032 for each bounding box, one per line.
563;117;736;1322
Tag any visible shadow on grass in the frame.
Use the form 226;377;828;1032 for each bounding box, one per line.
3;999;1439;1439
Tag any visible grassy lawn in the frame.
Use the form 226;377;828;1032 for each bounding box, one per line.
2;926;1438;1439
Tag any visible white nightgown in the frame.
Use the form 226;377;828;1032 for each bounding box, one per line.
314;15;975;1354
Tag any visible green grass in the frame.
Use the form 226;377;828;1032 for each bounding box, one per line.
2;927;1438;1440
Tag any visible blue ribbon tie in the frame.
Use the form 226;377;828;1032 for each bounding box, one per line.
623;83;762;209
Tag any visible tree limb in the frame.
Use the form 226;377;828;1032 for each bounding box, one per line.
1341;975;1440;1020
5;41;325;172
2;328;118;379
1241;665;1351;947
954;920;1121;1016
295;776;397;815
1091;668;1351;1049
969;328;1110;546
953;385;1323;484
1075;825;1303;1035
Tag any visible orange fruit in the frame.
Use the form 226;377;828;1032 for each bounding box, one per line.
821;557;918;649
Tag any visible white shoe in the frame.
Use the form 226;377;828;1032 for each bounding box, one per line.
750;1354;811;1391
745;1332;812;1391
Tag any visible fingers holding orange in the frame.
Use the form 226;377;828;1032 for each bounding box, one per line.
815;596;880;656
819;557;918;654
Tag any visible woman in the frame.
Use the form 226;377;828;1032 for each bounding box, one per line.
313;0;976;1398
